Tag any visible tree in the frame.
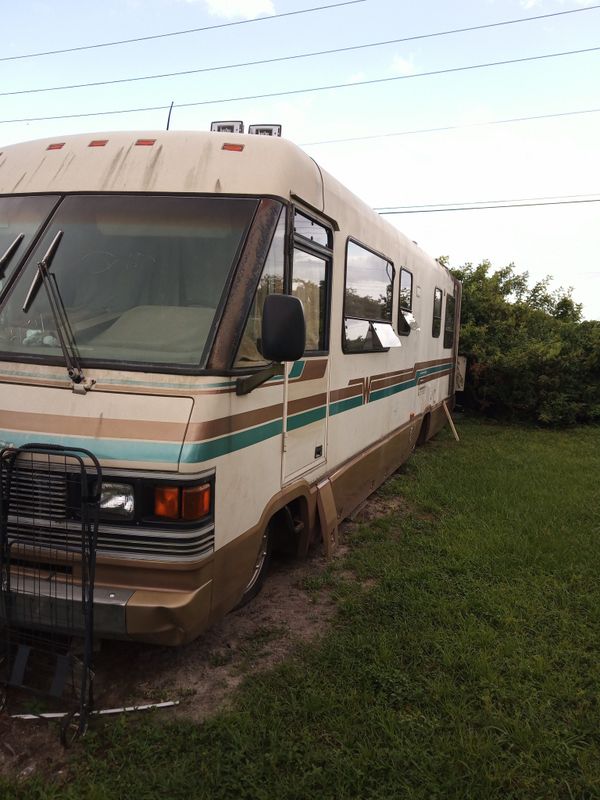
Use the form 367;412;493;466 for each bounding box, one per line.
447;260;599;425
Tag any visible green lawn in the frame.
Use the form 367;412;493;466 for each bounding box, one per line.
5;419;600;799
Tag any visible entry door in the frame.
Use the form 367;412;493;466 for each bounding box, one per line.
282;211;332;483
282;356;329;482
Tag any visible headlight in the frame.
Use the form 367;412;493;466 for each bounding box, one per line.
100;482;134;519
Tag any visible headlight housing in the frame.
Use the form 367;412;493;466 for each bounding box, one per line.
100;482;135;519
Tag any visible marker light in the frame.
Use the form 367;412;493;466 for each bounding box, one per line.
89;139;108;147
46;143;65;150
248;124;282;137
211;121;244;134
222;143;244;152
182;484;211;521
135;139;156;147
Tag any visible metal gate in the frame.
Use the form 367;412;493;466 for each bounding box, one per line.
0;444;102;741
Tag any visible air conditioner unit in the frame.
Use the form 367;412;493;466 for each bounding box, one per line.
248;124;282;137
210;121;244;134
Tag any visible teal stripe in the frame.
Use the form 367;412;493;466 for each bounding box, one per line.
181;419;283;462
369;363;451;403
0;429;182;464
287;406;326;432
370;378;416;403
329;395;363;416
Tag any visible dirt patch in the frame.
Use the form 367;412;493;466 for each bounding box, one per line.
0;552;339;782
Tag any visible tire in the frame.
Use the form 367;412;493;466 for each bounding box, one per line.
234;525;272;609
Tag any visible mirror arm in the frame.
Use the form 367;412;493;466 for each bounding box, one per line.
236;362;284;396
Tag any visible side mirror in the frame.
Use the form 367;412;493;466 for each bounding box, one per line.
260;294;306;363
235;295;306;396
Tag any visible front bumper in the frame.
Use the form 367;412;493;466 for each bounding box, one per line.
0;579;213;647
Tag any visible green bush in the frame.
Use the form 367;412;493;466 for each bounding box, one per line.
447;260;600;425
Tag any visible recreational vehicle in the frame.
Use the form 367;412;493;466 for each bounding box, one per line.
0;129;461;646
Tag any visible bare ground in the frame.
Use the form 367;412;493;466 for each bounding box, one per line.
0;486;412;783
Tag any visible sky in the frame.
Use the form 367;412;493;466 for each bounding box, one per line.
1;0;599;319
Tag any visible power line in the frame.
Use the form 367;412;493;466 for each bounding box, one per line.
2;45;599;126
301;107;600;146
377;198;600;214
3;4;599;98
375;192;600;211
0;0;365;63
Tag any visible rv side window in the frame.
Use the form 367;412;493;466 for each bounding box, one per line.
432;288;443;337
344;240;396;353
444;294;456;349
398;267;413;336
291;209;332;355
292;248;328;352
294;210;330;248
234;213;286;365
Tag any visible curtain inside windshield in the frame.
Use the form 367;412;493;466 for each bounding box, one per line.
0;195;257;367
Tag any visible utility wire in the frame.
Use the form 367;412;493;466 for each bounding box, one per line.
2;45;599;126
3;4;599;97
375;192;600;211
301;107;600;146
0;0;365;63
377;198;600;214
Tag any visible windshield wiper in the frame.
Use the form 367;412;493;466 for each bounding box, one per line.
0;233;24;281
22;231;89;391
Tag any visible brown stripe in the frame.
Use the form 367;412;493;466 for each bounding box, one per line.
417;370;451;387
370;357;450;383
187;402;283;441
288;392;327;416
296;359;328;381
1;410;186;441
329;385;363;403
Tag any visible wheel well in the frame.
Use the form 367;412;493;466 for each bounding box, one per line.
269;496;309;556
417;412;431;446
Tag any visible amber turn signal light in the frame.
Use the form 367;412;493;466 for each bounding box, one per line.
154;486;179;519
154;484;211;521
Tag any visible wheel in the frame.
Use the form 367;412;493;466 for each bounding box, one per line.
234;526;272;609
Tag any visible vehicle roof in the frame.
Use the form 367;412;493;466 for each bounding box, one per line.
0;130;448;279
0;130;324;202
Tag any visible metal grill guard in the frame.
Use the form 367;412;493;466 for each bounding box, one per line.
0;443;101;741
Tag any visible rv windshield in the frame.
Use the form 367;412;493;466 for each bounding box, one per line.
0;194;257;368
0;195;60;292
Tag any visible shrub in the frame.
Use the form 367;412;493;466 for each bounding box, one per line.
447;260;600;425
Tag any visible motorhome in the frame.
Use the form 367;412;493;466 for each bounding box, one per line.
0;129;461;646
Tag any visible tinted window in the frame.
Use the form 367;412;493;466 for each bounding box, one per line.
345;241;392;322
0;195;59;289
444;294;456;349
292;248;328;352
235;213;285;365
294;211;330;248
432;288;442;338
343;240;400;353
0;194;257;367
398;267;413;336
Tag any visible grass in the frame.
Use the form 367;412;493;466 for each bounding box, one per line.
3;419;600;799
